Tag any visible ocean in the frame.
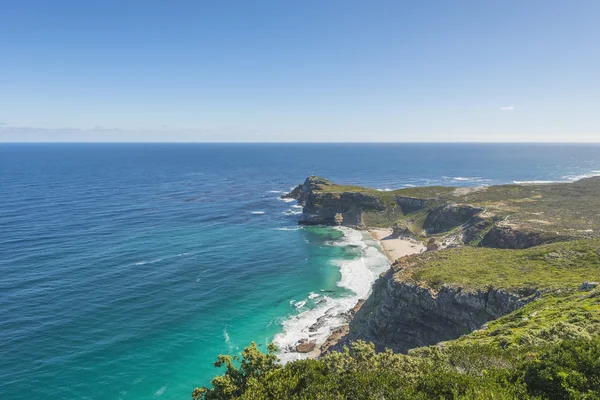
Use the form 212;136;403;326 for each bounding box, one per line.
2;143;600;399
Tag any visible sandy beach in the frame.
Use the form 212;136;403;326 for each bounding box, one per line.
369;228;426;262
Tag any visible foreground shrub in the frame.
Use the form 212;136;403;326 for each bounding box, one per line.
194;337;600;399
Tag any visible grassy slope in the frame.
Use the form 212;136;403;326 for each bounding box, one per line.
396;239;600;292
452;290;600;350
312;176;600;238
197;179;600;399
392;239;600;352
311;176;600;353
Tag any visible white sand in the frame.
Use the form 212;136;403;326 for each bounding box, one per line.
369;228;425;262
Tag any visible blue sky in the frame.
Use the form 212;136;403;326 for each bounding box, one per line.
1;0;599;142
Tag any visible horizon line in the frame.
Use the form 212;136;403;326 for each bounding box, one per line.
2;141;600;145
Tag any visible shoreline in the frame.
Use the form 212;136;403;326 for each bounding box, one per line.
314;227;425;358
368;228;426;263
274;227;389;362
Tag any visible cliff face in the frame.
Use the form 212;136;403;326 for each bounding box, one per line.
393;196;430;214
342;269;536;353
480;223;570;249
282;176;600;358
284;176;597;248
424;204;483;234
299;191;385;226
284;176;386;227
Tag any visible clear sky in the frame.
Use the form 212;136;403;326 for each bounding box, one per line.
1;0;599;142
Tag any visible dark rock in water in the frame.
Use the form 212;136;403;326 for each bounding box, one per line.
281;184;306;203
296;341;316;353
309;315;329;332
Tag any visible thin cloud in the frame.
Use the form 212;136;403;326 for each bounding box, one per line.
500;106;515;111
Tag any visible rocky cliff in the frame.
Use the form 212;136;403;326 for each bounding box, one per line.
332;236;600;355
284;176;387;226
282;176;600;361
341;268;536;353
284;175;600;248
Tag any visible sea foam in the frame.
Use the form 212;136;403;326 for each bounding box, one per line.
274;227;389;363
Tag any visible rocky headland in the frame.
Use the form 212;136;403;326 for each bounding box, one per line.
197;176;600;399
282;176;600;355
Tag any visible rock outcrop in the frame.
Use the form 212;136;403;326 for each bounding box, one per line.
341;269;537;353
391;223;416;239
283;176;385;227
296;340;316;353
283;175;600;246
480;224;569;249
393;196;430;213
424;204;484;234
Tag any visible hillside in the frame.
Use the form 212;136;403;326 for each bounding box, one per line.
341;239;600;353
284;175;600;249
194;177;600;400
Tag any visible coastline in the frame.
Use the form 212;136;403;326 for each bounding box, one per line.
368;228;426;263
315;227;425;357
274;226;391;362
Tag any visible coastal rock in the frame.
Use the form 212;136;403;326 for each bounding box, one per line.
296;340;316;353
461;214;497;244
281;184;306;203
281;176;332;205
340;269;535;353
391;223;416;239
320;326;349;354
425;238;439;251
309;315;329;332
284;176;385;227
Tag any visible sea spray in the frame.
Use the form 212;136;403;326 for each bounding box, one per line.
273;227;389;362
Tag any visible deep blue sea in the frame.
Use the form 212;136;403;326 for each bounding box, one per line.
2;143;600;400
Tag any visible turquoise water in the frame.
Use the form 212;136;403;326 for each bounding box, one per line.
2;143;600;399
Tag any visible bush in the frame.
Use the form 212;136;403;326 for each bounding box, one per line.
194;338;600;399
524;338;600;399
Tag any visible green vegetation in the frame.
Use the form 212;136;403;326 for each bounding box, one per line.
455;290;600;349
194;234;600;399
334;213;343;225
313;176;454;200
194;336;600;399
193;177;600;399
308;175;600;242
398;239;600;292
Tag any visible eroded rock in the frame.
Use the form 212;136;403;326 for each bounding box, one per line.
296;340;316;353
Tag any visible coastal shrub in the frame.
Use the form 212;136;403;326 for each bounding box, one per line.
195;337;600;399
193;342;280;400
454;290;600;350
524;337;600;399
